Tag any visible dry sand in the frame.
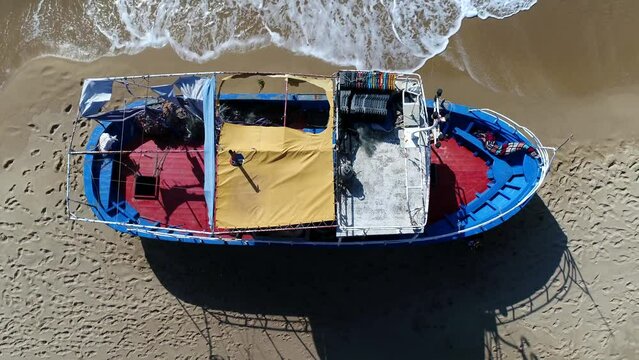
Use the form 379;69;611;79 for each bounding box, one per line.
1;0;639;359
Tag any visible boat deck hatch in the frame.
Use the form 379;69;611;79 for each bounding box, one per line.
133;175;159;199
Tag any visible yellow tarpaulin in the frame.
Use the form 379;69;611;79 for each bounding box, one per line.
214;76;335;229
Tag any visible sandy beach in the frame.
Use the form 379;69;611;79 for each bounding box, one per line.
1;0;638;359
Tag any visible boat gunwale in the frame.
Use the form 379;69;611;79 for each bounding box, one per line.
66;70;555;246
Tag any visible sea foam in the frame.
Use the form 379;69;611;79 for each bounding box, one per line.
23;0;536;71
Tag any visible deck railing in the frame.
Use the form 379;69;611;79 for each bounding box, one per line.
412;108;557;241
470;108;557;167
66;71;557;246
335;73;430;237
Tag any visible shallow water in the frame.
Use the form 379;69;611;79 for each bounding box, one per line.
3;1;638;102
2;0;536;81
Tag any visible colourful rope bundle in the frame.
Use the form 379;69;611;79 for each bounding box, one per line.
340;71;397;91
474;130;540;159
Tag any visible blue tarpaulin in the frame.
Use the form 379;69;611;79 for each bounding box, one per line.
202;77;217;230
175;76;208;117
79;75;217;230
80;76;209;120
151;84;177;105
79;80;114;117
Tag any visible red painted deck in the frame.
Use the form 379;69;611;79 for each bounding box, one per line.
118;136;488;233
428;137;489;224
121;141;209;232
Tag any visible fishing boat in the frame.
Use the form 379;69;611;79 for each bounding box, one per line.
66;71;556;246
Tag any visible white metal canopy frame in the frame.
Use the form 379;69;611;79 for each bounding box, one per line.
66;71;340;243
333;71;432;237
65;70;556;245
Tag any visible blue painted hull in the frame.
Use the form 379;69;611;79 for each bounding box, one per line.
84;97;545;246
420;101;543;241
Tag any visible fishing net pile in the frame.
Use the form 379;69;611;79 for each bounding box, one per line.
135;101;204;147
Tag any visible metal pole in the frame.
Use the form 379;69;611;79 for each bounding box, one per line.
84;71;333;83
69;149;205;155
283;77;288;127
114;101;127;221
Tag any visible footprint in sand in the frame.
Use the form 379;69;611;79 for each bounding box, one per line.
53;150;63;172
0;222;20;231
64;104;73;113
49;124;60;135
40;65;55;78
30;149;40;157
3;158;14;169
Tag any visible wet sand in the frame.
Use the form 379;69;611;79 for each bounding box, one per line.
1;0;638;359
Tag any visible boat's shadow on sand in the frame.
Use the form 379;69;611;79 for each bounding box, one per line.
142;195;577;359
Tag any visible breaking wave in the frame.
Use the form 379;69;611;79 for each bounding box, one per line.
20;0;536;71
